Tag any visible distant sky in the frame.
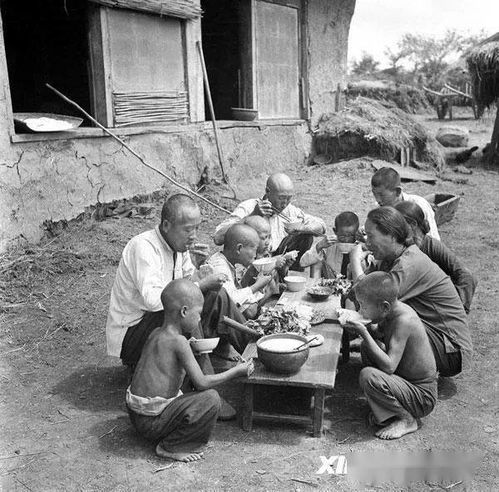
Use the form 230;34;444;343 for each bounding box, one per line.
348;0;499;68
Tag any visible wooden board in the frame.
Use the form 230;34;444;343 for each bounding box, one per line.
241;323;341;389
371;160;437;183
255;1;300;118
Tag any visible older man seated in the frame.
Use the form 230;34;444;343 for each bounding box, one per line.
213;173;325;270
106;193;254;419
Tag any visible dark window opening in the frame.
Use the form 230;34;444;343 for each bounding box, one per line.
201;0;241;120
1;0;91;127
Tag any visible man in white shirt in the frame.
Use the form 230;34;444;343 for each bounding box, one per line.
213;173;326;269
371;167;440;240
106;194;252;373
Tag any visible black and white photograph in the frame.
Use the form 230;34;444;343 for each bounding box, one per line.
0;0;497;490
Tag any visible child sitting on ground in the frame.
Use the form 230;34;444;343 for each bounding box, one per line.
341;272;437;440
206;224;277;319
240;215;297;288
127;279;253;462
300;211;359;278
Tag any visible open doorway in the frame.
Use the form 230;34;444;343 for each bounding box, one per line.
200;0;241;120
1;0;91;121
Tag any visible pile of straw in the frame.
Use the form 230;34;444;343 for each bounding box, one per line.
313;97;445;170
346;80;431;114
466;32;499;110
89;0;202;19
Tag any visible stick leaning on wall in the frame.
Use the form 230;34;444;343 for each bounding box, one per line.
45;83;231;215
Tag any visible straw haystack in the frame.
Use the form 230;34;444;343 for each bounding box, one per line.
466;32;499;164
313;97;445;170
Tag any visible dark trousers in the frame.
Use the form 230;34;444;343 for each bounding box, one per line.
425;326;462;377
128;389;221;452
273;233;314;271
120;288;249;368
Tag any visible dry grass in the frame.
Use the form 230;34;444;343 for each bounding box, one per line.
313;97;445;170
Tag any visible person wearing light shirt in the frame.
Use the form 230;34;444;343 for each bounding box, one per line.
370;167;440;241
207;224;275;319
213;173;326;269
106;194;252;371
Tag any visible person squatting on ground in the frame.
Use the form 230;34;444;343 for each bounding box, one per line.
126;279;254;462
106;193;254;418
213;173;325;269
206;224;279;319
343;272;437;440
349;207;472;377
371;167;440;240
394;200;477;314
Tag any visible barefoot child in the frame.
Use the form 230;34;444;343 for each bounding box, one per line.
127;279;253;462
342;272;437;440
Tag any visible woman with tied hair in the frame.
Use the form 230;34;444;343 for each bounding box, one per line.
349;207;472;377
394;201;477;314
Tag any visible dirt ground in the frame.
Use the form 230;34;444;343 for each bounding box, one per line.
1;109;498;491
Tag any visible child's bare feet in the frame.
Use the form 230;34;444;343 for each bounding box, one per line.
375;417;418;440
155;444;204;462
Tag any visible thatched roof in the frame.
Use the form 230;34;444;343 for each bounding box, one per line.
466;32;499;109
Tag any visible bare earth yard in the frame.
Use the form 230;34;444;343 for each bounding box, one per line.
1;111;498;491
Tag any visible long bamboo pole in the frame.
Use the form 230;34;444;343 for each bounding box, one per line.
45;83;231;215
196;41;228;184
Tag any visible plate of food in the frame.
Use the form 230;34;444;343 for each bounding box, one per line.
306;285;333;300
310;309;327;325
245;306;311;336
336;308;371;326
318;275;352;296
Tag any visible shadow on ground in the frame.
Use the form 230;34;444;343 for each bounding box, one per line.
51;364;128;412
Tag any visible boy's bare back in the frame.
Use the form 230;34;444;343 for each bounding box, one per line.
130;328;186;400
382;302;436;381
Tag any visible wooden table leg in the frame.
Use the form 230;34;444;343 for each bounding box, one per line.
312;388;325;437
341;330;350;363
242;384;254;431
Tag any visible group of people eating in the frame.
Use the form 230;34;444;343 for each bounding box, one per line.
105;167;476;462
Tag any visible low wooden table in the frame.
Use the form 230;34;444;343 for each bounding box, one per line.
240;280;344;437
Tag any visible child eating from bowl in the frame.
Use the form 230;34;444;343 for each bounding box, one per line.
300;211;359;278
342;272;437;440
206;224;277;319
127;279;253;462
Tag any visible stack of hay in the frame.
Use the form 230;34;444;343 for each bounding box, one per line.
313;97;445;170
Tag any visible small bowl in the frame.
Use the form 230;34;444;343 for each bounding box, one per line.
253;257;276;274
286;220;303;229
306;286;333;300
190;337;220;354
284;275;307;292
231;107;259;121
256;333;309;374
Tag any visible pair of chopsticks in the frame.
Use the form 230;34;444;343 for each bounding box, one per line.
271;206;291;223
294;336;319;351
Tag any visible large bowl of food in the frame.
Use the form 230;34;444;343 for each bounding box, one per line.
256;333;309;374
306;285;333;300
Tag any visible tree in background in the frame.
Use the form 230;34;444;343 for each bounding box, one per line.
384;29;489;88
351;52;380;77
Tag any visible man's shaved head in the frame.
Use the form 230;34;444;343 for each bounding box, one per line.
244;215;270;235
224;224;260;251
161;279;204;317
161;194;199;225
266;173;294;193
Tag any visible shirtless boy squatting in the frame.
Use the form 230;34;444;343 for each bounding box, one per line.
126;279;254;462
342;272;437;440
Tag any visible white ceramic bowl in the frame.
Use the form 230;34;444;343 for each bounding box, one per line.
190;337;220;354
284;275;307;292
253;257;276;274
